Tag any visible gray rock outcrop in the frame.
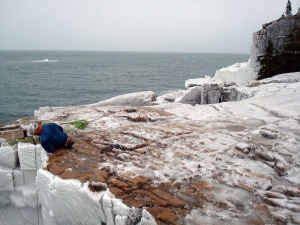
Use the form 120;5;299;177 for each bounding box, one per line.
250;15;300;73
178;84;222;105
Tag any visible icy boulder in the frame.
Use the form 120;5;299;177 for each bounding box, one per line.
156;90;185;104
215;60;257;85
34;106;53;118
12;168;25;188
36;169;157;225
0;146;18;169
18;143;43;170
185;75;223;89
0;142;46;225
37;169;107;225
89;91;157;107
0;165;14;191
178;85;222;105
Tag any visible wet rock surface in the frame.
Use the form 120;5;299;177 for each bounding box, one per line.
28;97;300;225
2;75;300;224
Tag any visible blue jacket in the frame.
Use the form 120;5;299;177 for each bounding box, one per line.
40;123;67;153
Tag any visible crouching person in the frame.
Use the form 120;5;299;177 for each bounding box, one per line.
28;122;74;153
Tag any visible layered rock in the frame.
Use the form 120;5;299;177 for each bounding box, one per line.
250;15;300;73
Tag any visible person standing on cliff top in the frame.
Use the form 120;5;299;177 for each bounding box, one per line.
27;122;74;153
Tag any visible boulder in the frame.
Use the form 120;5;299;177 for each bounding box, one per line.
0;146;18;169
178;87;202;105
90;91;157;107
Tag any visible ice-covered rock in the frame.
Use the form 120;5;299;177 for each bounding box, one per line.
0;165;14;191
215;60;257;85
0;146;18;169
0;205;41;225
34;106;53;118
157;90;185;103
178;86;203;105
0;191;11;207
88;91;157;107
185;75;223;89
1;72;300;225
178;84;222;105
37;169;107;225
12;168;25;188
0;142;46;225
17;143;43;170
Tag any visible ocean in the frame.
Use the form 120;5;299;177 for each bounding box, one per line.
0;51;249;124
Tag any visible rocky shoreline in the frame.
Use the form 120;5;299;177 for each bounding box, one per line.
1;72;300;224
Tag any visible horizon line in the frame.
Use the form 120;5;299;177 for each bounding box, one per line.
0;49;249;55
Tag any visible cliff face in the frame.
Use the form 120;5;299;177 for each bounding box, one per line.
250;15;300;74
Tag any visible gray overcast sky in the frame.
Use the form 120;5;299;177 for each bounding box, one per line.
0;0;298;54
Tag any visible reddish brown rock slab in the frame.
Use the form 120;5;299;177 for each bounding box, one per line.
74;161;99;170
0;126;24;145
59;167;81;180
69;139;103;158
88;182;107;192
150;189;187;208
76;170;107;184
132;190;168;207
122;197;150;208
47;163;70;175
126;175;152;189
59;165;107;184
146;207;180;225
109;187;130;199
47;149;72;163
110;178;130;189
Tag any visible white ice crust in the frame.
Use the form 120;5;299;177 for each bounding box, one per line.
36;169;155;225
0;146;18;169
0;165;14;191
0;143;47;225
214;60;257;85
18;143;43;170
88;91;156;107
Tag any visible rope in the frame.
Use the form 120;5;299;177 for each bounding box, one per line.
34;146;40;225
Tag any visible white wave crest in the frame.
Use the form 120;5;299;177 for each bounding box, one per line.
32;59;59;63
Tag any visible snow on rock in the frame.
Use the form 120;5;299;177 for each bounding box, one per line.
0;165;14;191
88;91;157;107
178;84;222;105
12;168;25;188
36;168;155;225
185;75;223;89
0;205;41;225
0;142;47;225
156;90;185;104
1;72;300;225
37;169;106;225
159;77;224;105
215;60;257;85
18;143;43;170
34;106;54;118
0;191;11;207
137;210;157;225
30;72;300;224
0;146;18;169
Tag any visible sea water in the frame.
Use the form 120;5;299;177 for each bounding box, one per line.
0;51;249;123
